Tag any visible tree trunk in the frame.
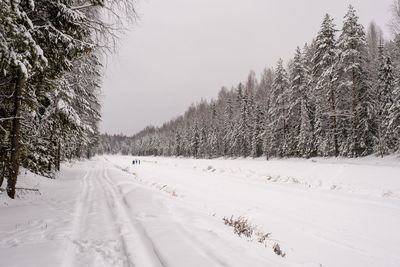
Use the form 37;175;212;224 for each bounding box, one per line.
0;159;4;188
329;76;339;157
377;117;384;158
0;147;6;188
56;138;61;172
48;130;53;172
7;71;25;199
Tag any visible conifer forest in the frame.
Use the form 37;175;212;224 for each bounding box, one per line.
100;6;400;161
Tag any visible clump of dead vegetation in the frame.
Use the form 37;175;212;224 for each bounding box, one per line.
223;215;286;258
152;183;178;197
223;216;253;237
273;243;285;257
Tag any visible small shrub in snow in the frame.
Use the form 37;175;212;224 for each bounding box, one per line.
290;177;300;184
256;232;271;244
223;215;286;257
273;243;286;257
266;175;280;182
223;216;253;237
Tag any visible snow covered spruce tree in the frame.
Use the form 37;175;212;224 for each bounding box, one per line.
251;104;264;158
387;0;400;152
259;68;274;159
232;84;246;157
266;59;290;158
289;46;314;157
223;94;235;156
209;103;220;157
388;81;400;151
0;1;46;191
375;48;396;156
312;14;340;156
287;46;313;157
335;5;374;157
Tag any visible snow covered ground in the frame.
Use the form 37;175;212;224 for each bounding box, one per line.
1;155;400;267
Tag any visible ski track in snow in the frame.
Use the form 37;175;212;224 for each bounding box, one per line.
1;155;400;267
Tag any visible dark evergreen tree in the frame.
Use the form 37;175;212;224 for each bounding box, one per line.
267;59;289;157
312;14;339;156
376;55;396;154
251;104;264;158
335;5;374;157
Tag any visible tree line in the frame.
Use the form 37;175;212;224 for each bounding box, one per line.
99;5;400;160
0;0;135;198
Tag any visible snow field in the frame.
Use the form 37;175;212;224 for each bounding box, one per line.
0;155;399;267
106;155;400;267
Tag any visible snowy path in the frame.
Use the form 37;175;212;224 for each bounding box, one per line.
62;159;279;267
63;164;137;266
1;156;400;267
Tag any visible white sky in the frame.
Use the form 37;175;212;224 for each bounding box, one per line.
100;0;394;135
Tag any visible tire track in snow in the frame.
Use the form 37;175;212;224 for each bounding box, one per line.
62;168;91;267
91;166;134;267
99;164;167;267
62;165;135;267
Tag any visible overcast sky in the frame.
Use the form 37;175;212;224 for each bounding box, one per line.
100;0;394;135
